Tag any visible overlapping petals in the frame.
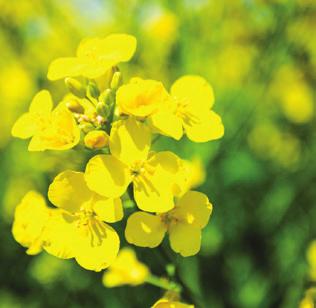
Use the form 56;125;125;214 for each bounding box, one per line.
85;117;182;213
47;34;137;80
12;90;80;151
125;191;212;256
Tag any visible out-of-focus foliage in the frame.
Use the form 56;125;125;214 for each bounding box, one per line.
1;0;315;307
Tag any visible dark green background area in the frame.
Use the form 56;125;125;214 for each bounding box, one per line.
1;0;316;307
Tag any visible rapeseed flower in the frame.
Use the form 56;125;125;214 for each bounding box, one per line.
45;170;122;271
125;191;212;256
85;117;183;213
12;191;51;255
116;77;169;117
149;75;224;142
47;34;136;80
102;247;149;287
11;90;80;151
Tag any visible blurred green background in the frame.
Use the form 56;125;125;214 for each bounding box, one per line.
1;0;316;307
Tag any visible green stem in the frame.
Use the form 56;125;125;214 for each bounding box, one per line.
145;275;182;293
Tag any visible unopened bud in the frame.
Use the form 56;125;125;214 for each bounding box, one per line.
110;71;122;90
79;122;95;133
96;101;109;117
66;99;84;114
86;81;100;99
84;130;109;149
99;89;112;105
65;78;86;98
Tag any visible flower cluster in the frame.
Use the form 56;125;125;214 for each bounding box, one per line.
11;33;224;305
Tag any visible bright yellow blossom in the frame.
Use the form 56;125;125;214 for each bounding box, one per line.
12;191;51;255
47;34;137;80
44;170;122;271
85;117;183;213
117;77;170;117
125;191;212;256
11;90;80;151
149;75;224;142
102;247;149;287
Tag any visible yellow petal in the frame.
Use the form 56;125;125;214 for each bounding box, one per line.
12;191;50;254
183;110;224;143
133;165;175;213
74;220;119;271
172;191;212;228
85;154;131;198
171;75;214;109
110;117;151;166
103;247;149;287
152;298;194;308
148;110;183;140
48;171;92;213
125;212;166;248
150;151;184;199
116;78;169;117
28;134;46;151
93;197;124;223
77;34;136;63
47;57;89;80
48;107;80;150
42;210;77;259
169;223;201;257
11;113;37;139
29;90;53;115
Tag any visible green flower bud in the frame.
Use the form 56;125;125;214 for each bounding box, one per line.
96;101;109;117
79;122;95;133
65;78;86;98
110;71;122;90
86;81;100;99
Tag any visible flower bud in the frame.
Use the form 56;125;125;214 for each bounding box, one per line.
110;71;122;90
96;101;109;117
86;81;100;99
66;99;84;114
84;130;109;149
65;78;86;98
79;122;95;133
99;89;112;105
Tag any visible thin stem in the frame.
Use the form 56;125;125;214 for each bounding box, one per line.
146;275;182;293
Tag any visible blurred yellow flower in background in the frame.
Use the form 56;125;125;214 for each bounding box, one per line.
103;247;149;287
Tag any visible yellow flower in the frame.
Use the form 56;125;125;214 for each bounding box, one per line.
117;77;170;118
125;191;212;256
299;288;316;308
12;191;51;255
85;117;182;213
152;298;194;308
47;34;137;80
102;247;149;287
44;170;122;271
11;90;80;151
149;75;224;142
